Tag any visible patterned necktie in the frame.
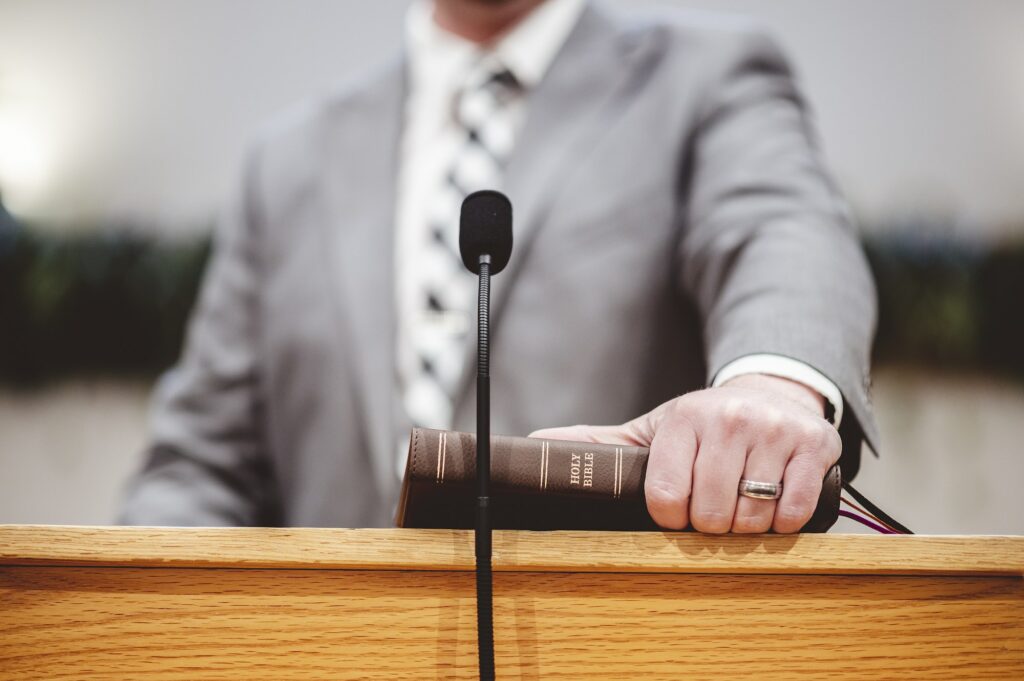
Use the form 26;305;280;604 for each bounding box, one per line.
401;64;521;432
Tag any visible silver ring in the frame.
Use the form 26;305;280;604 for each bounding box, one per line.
738;478;782;500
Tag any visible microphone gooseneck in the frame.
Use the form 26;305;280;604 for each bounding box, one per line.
475;254;494;681
459;190;511;681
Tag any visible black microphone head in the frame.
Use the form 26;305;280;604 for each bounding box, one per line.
459;189;513;275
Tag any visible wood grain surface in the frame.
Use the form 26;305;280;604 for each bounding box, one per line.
2;527;1022;679
2;525;1023;575
1;565;1022;680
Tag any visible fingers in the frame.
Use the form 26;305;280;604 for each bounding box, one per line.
731;444;788;533
644;404;698;530
773;455;825;533
730;406;790;533
689;432;747;534
688;397;758;534
773;420;841;533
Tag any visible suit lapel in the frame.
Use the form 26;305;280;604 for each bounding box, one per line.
453;5;652;409
322;58;406;497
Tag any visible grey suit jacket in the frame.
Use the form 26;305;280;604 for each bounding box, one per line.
120;3;878;527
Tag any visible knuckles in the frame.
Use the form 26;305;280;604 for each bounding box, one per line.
689;508;733;534
759;407;788;444
644;481;689;530
731;513;773;534
715;397;753;433
680;387;841;454
773;506;812;534
645;481;687;508
692;391;828;448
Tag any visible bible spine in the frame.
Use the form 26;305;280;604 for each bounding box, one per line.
409;428;648;500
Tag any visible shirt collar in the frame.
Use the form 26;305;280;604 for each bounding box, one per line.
405;0;586;93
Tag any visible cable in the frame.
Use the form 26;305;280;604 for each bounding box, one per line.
842;482;914;535
841;495;898;533
838;509;899;534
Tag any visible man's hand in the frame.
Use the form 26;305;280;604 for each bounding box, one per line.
529;374;841;534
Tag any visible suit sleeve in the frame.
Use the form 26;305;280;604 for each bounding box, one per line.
677;27;879;470
119;145;280;525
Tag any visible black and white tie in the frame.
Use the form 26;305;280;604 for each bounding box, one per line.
402;64;521;431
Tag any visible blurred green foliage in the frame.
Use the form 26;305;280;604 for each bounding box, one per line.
0;225;209;384
866;235;1024;380
0;223;1022;385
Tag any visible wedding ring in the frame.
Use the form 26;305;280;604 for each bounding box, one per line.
738;478;783;500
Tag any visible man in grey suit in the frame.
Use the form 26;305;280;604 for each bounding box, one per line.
121;0;877;534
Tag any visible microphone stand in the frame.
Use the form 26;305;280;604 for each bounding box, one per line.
475;253;495;681
459;189;510;680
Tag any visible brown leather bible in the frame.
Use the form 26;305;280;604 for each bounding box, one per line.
396;428;841;533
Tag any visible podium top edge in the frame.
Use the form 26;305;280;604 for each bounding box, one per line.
1;526;1022;577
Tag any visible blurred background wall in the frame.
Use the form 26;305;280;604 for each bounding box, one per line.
1;0;1022;533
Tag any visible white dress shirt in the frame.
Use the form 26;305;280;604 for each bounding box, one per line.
394;0;843;451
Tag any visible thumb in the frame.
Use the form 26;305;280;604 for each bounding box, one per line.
530;402;668;446
529;420;653;447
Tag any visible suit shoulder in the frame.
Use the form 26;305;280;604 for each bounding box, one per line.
596;3;797;116
606;4;788;67
240;56;403;200
608;3;772;42
245;55;402;161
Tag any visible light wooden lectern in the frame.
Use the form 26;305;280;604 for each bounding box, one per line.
1;526;1022;679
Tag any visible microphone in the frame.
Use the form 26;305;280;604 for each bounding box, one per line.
459;189;512;681
460;190;513;275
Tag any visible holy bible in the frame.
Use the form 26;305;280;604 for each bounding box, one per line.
396;428;841;533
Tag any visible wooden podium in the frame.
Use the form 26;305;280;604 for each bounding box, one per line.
1;526;1022;679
